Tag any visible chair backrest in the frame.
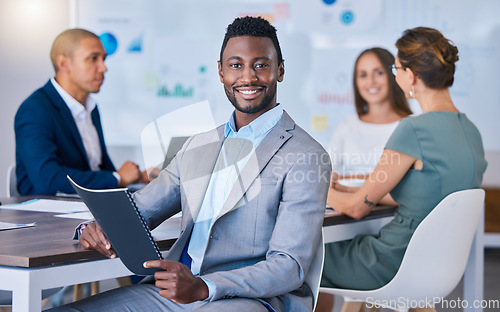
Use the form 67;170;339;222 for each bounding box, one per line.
373;188;485;305
305;230;324;310
6;164;20;197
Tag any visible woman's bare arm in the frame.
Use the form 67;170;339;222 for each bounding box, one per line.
327;149;417;219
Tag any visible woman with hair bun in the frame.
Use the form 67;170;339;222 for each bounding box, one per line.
318;27;487;309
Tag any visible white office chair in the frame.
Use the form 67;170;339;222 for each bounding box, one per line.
6;164;19;197
305;230;324;311
319;189;485;312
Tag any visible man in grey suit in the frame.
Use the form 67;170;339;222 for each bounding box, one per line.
52;16;331;312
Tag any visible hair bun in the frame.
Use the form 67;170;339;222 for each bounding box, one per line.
435;38;459;66
396;27;458;89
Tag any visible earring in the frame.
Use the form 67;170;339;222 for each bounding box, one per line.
409;86;415;98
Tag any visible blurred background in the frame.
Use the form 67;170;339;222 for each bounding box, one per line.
1;0;499;196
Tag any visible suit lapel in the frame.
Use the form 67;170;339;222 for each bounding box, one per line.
91;107;106;156
181;126;225;230
43;81;90;168
217;112;294;219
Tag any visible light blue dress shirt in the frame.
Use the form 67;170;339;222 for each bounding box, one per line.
187;104;283;296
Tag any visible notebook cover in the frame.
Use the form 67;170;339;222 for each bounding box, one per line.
68;176;163;275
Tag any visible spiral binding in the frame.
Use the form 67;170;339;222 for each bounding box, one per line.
125;190;164;260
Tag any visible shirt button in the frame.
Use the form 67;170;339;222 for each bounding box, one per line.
280;135;284;139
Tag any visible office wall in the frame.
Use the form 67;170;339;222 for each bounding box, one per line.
73;0;500;188
0;0;499;197
0;0;70;196
74;0;500;151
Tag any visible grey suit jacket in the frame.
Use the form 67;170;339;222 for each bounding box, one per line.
133;111;331;311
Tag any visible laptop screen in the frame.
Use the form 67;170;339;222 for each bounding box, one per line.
162;136;190;169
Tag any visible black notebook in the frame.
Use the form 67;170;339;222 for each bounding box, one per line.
68;176;163;275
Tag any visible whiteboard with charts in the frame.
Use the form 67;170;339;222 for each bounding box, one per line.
73;0;500;153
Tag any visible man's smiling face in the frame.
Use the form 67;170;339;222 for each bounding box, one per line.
218;35;284;118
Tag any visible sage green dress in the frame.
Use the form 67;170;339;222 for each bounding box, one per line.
321;112;487;290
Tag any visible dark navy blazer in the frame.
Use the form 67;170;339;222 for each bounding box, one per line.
14;80;118;195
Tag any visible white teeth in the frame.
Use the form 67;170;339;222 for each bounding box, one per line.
368;88;379;94
239;90;258;95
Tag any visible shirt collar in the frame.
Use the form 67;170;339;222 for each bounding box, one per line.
50;78;97;120
225;104;284;139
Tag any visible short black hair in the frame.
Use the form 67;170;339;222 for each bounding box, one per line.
220;16;283;65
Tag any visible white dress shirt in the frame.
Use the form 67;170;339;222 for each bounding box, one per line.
328;115;400;176
50;78;103;171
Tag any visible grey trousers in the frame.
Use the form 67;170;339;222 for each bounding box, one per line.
45;284;270;312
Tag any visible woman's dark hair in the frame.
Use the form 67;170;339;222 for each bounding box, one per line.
220;16;283;64
396;27;459;89
353;47;411;117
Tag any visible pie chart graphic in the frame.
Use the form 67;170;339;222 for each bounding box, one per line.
99;32;118;56
341;10;354;25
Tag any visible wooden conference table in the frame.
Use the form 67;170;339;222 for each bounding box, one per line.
0;196;484;312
